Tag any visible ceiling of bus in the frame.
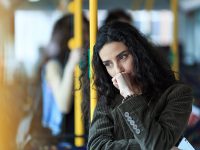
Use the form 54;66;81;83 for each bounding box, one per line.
1;0;200;12
84;0;170;10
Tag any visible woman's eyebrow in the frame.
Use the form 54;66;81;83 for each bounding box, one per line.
102;60;110;64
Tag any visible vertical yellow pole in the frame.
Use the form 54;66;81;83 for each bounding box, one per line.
145;0;155;11
68;0;84;147
74;0;85;147
171;0;179;79
74;66;84;147
89;0;97;122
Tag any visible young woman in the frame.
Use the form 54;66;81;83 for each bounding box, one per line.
41;14;88;143
86;22;193;149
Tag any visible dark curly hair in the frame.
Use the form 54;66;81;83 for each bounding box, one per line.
81;21;177;123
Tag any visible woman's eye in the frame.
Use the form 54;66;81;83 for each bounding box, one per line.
120;54;128;60
104;62;112;68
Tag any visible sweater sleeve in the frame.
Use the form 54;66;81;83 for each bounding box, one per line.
117;84;193;150
87;99;141;150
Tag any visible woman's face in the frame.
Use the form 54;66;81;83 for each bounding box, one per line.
99;42;135;78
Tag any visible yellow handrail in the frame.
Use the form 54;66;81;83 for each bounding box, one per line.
171;0;179;79
89;0;97;122
68;0;84;147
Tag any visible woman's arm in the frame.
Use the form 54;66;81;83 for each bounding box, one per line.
45;49;81;113
88;99;141;150
88;84;190;150
116;84;193;150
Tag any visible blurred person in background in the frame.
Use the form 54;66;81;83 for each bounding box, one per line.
104;8;133;25
41;13;88;147
41;14;80;138
17;13;89;150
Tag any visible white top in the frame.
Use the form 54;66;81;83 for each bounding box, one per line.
45;49;81;113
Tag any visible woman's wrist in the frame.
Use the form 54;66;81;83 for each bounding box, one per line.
122;90;142;103
122;87;135;97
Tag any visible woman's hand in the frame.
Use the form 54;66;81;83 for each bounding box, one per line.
68;48;82;67
112;72;134;98
112;72;142;98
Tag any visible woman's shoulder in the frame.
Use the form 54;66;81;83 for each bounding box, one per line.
154;83;193;110
164;83;193;98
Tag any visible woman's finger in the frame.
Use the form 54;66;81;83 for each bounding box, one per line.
112;77;119;89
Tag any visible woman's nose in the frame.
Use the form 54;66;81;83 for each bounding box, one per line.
114;63;124;74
